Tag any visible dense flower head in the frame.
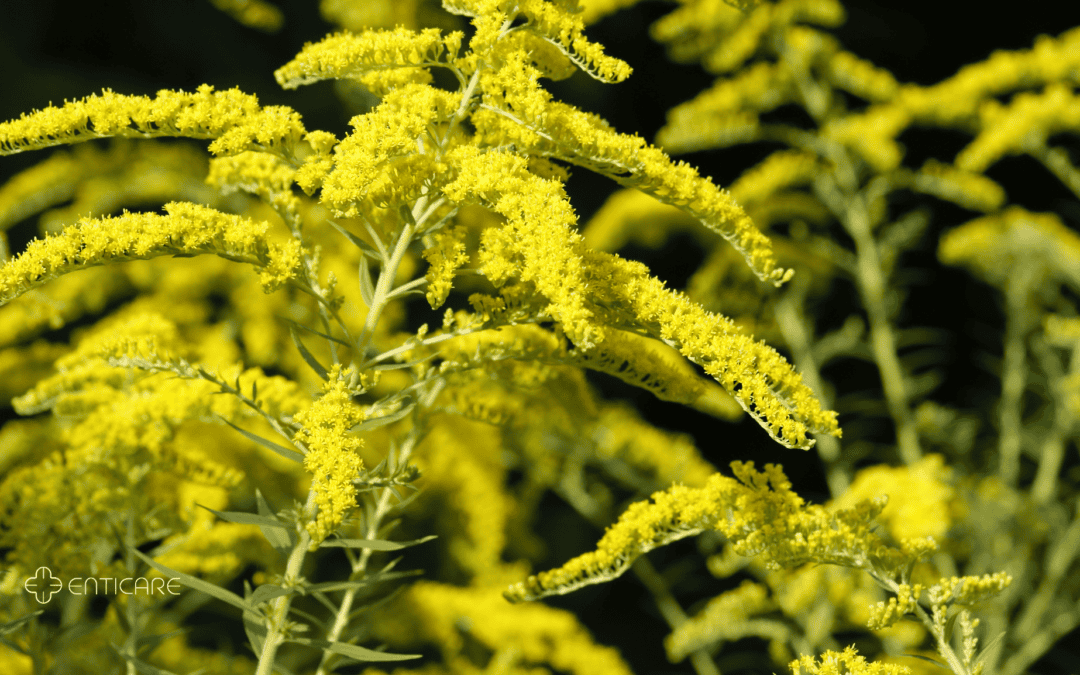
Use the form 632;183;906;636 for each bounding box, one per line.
293;364;366;547
505;461;905;603
274;27;464;90
790;646;911;675
832;455;956;542
0;85;307;159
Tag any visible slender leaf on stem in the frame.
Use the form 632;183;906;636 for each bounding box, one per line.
0;610;43;637
290;324;329;380
305;569;422;594
280;316;352;348
901;653;948;669
319;535;437;551
370;355;436;372
255;489;294;553
131;549;251;613
218;417;304;463
286;637;420;662
354;403;416;432
243;610;268;660
249;583;295;607
327;219;381;259
359;254;376;308
197;504;293;533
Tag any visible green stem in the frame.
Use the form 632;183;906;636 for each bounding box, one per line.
358;215;418;358
999;269;1034;487
843;191;922;464
630;557;722;675
255;491;316;675
314;431;421;675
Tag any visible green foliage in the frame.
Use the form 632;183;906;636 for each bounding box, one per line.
0;1;1078;674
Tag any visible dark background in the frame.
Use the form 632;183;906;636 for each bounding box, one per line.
1;1;1078;673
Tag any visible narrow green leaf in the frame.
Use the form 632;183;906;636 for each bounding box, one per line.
254;489;294;553
243;611;268;658
131;549;250;613
371;356;436;371
255;489;274;517
386;489;424;514
328;219;381;259
354;404;416;433
198;503;295;550
290;325;329;380
901;653;948;669
974;631;1008;665
359;256;376;308
250;583;294;607
304;569;422;594
303;579;379;594
218;417;303;463
943;610;959;643
287;637;420;662
280;316;351;348
0;610;43;636
319;535;436;551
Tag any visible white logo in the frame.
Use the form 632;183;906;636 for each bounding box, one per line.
23;567;182;604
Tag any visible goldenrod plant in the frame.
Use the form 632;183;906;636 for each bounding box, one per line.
0;0;1077;674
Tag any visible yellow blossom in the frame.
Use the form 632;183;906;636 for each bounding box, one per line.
0;201;304;305
293;364;366;548
790;646;911;675
0;85;306;159
274;27;464;90
505;462;905;603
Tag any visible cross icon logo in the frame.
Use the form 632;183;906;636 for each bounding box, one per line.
24;567;63;604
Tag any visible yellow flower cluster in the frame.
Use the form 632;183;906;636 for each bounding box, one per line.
651;0;844;75
822;26;1080;171
927;573;1012;608
831;454;956;542
728;149;821;207
910;160;1005;214
939;206;1080;287
0;201;303;306
586;250;839;448
665;580;776;662
0;85;306;158
423;224;470;309
479;79;790;285
293;364;366;548
504;461;901;603
157;522;276;579
413;417;512;583
571;326;732;414
867;583;924;630
443;145;597;346
322;83;458;214
378;582;635;675
274;27;464;91
825;50;899;103
657;62;783;153
790;646;911;675
208;0;283;32
591;404;720;489
512;0;633;83
957;83;1080;173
